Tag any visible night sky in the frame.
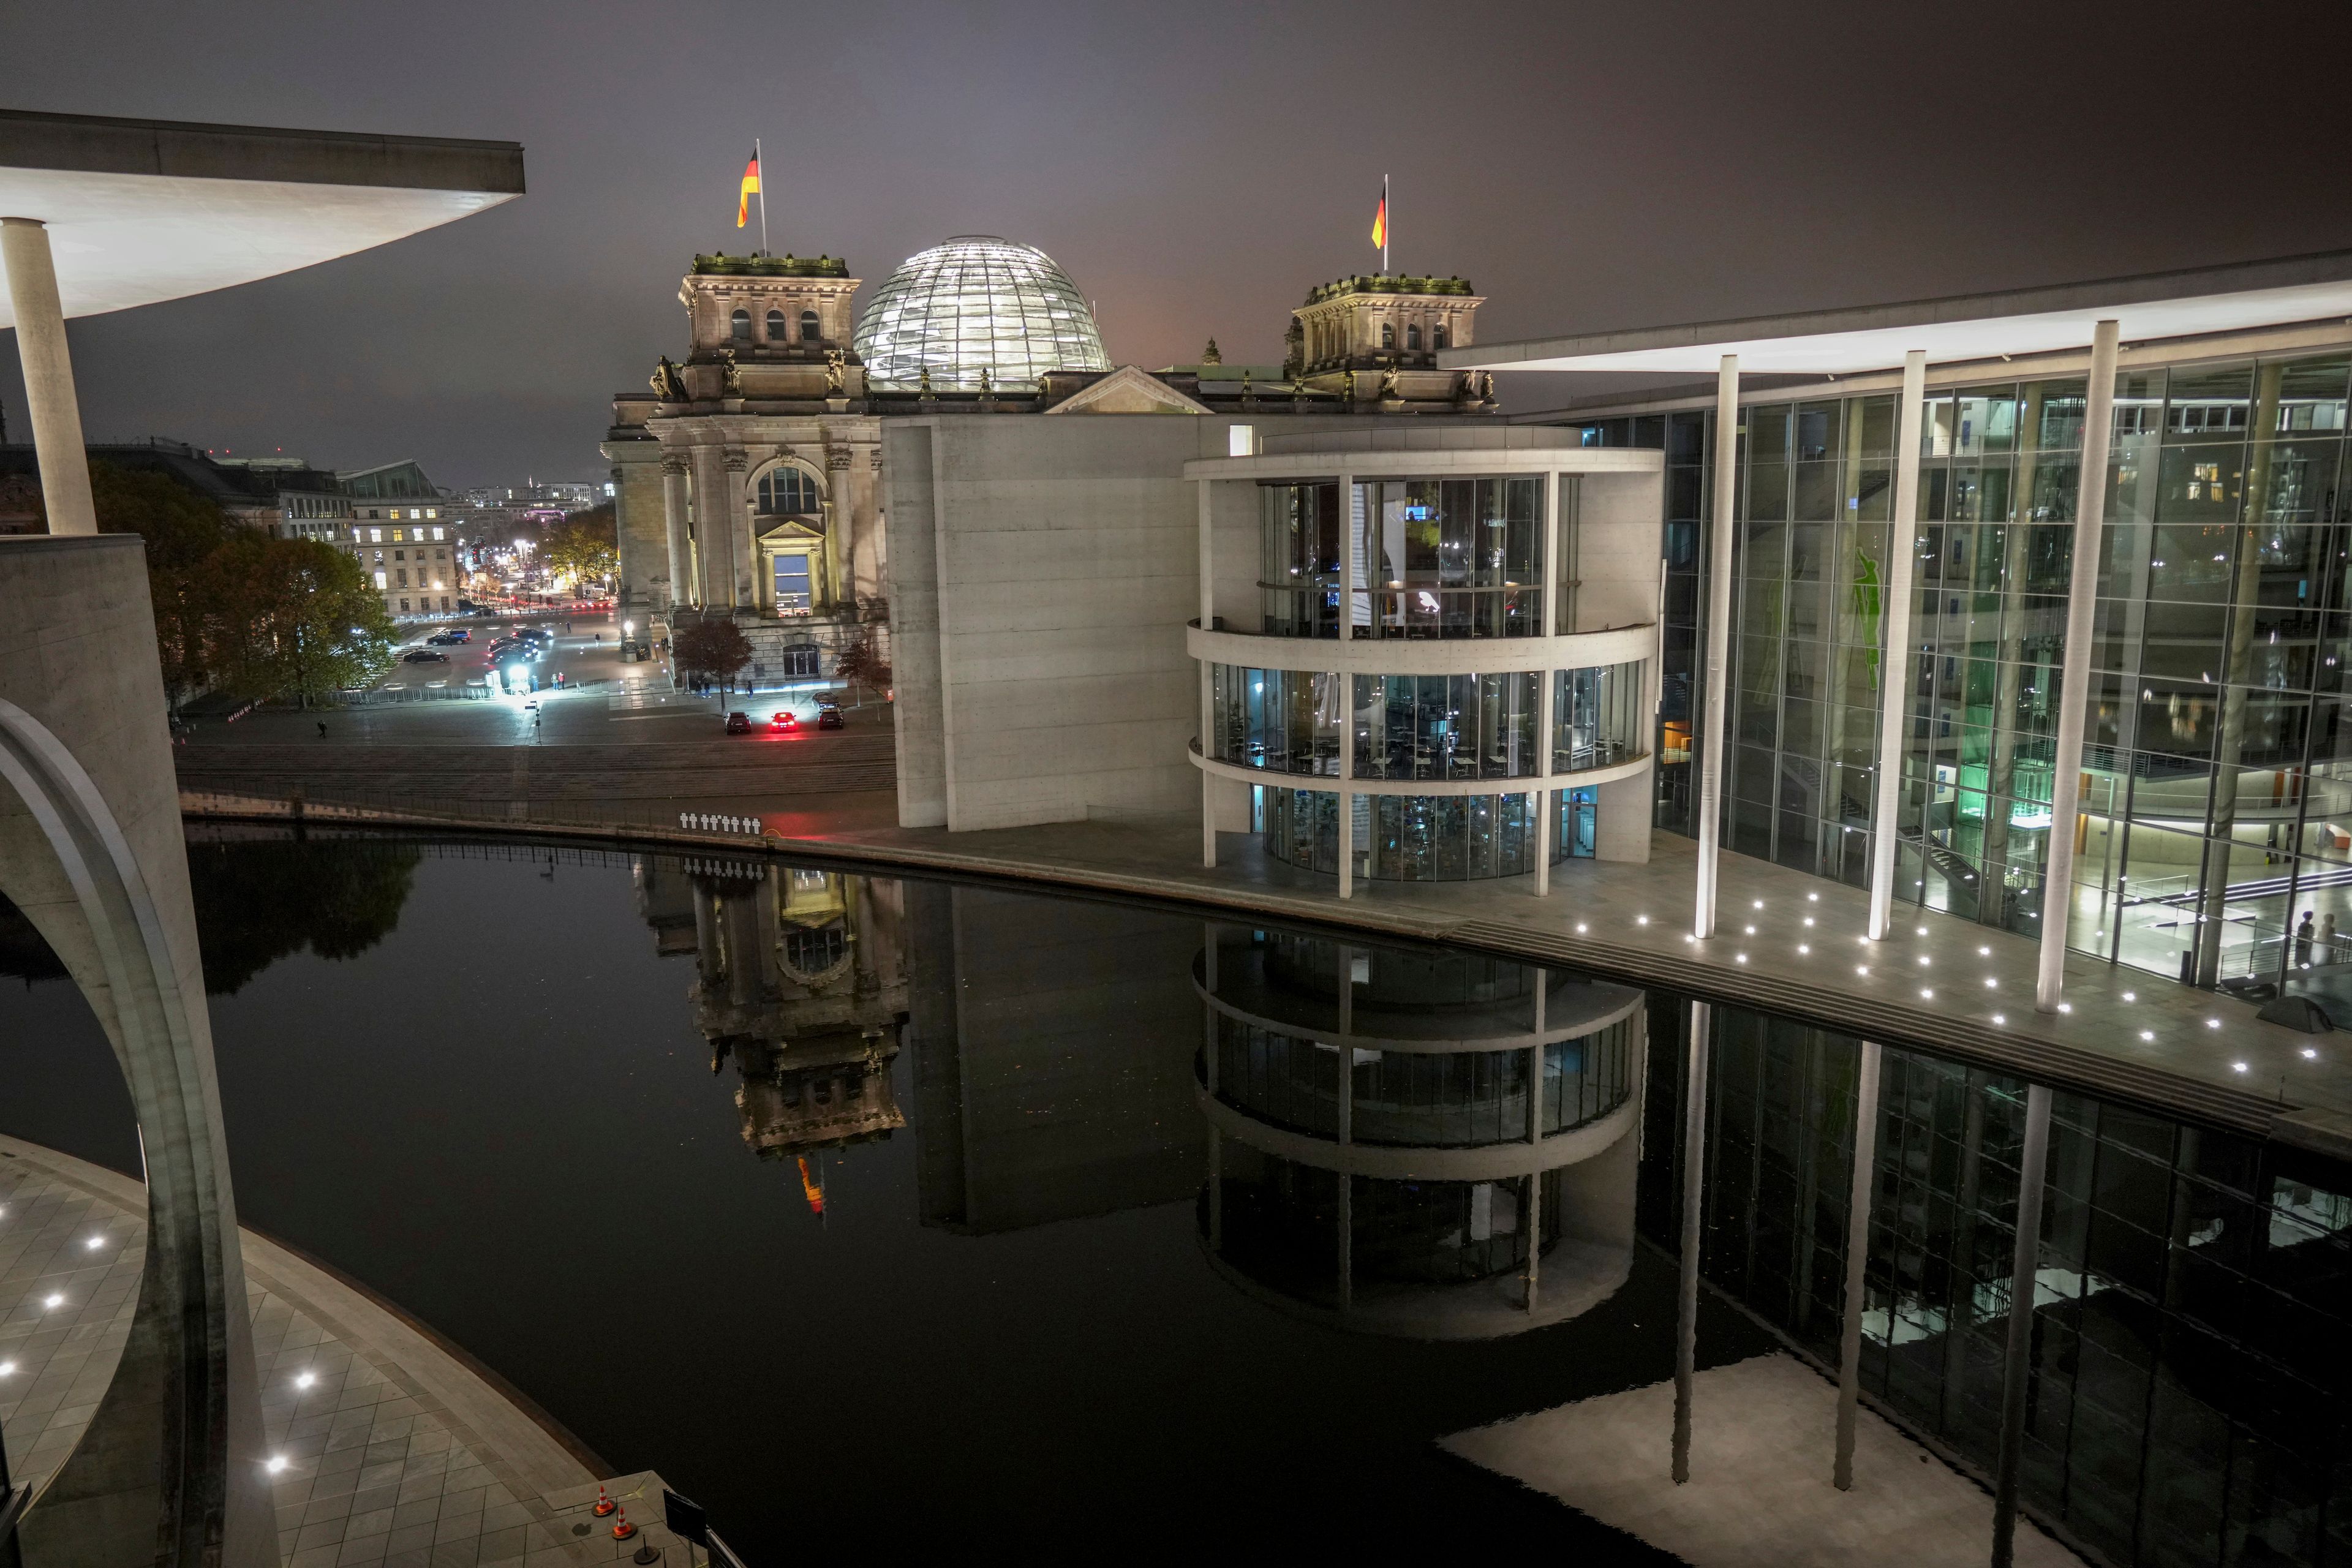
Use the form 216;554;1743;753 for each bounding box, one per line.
5;0;2351;488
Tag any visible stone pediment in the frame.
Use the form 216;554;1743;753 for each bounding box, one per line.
1044;365;1211;415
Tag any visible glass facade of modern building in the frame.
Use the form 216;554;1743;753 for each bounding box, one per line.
1577;343;2352;990
1261;785;1596;881
1641;993;2352;1568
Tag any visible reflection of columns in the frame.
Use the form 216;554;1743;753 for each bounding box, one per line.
659;457;692;611
1205;925;1222;1248
1525;981;1546;1311
1;218;98;537
1868;350;1929;940
1991;1084;2053;1568
1536;666;1558;897
1336;945;1354;1313
1673;998;1711;1483
1695;358;1737;937
1199;480;1217;869
2038;322;2120;1010
1833;1039;1882;1490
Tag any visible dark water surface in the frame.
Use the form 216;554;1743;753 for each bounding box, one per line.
4;832;2349;1563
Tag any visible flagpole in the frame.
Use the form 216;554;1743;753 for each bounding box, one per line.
1382;173;1389;274
755;137;769;256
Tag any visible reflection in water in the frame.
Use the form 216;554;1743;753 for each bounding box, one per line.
189;830;424;993
632;855;909;1172
1198;930;1642;1338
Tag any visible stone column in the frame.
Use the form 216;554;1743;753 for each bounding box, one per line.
660;456;692;612
725;450;755;609
1536;666;1558;896
824;444;856;613
1695;358;1737;938
0;218;97;537
1868;350;1929;941
2038;322;2119;1010
689;447;732;611
849;443;883;608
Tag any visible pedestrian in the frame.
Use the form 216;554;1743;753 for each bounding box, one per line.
2296;910;2315;969
2322;911;2340;968
317;720;328;739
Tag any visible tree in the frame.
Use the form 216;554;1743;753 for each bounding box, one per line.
87;462;236;711
832;625;893;704
542;503;617;590
211;533;397;707
672;616;754;694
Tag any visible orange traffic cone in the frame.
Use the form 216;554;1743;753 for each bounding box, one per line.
611;1506;637;1542
591;1487;615;1518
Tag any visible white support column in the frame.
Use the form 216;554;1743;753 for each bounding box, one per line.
1338;471;1357;899
1199;479;1218;869
1868;350;1930;941
1833;1039;1883;1491
2038;320;2120;1011
1;218;97;537
1695;357;1738;937
1536;666;1558;897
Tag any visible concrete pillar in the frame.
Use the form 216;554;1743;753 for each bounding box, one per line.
1991;1084;2054;1568
726;451;756;609
688;447;731;610
1868;350;1930;941
0;219;97;537
1833;1039;1883;1490
1695;358;1737;937
1338;470;1357;899
1536;666;1558;897
660;458;692;611
1673;998;1711;1484
2030;324;2122;1006
1199;480;1216;869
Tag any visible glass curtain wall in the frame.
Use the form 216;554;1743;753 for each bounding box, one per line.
1588;347;2352;991
1555;660;1646;772
1353;673;1541;780
1355;478;1543;638
1207;665;1343;774
1646;995;2352;1568
1264;789;1562;880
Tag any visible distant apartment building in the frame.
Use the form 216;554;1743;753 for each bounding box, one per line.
333;459;459;619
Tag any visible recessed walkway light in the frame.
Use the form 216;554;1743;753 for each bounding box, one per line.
0;1360;13;1376
1918;956;1931;967
1984;978;1997;988
1744;924;1756;935
1803;917;1815;927
1636;916;1649;925
1978;946;1991;956
2057;1003;2072;1013
2122;991;2136;1001
1856;965;1869;976
42;1294;62;1310
1736;954;1748;963
2232;1061;2249;1073
1752;900;1764;910
1807;892;1819;902
1916;926;1928;937
1575;923;1588;933
1921;988;1934;999
2304;1048;2320;1060
2140;1030;2155;1041
296;1371;316;1390
1798;943;1811;954
2206;1019;2222;1030
85;1236;103;1250
1992;1013;2006;1025
268;1456;290;1474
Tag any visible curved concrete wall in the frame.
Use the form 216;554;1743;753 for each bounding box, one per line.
0;534;274;1566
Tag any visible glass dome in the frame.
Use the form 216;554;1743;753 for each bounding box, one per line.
853;236;1110;391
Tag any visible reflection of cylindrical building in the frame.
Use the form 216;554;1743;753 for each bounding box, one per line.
1196;927;1643;1338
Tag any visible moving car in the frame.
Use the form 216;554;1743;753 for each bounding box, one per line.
515;627;552;647
424;631;465;646
725;711;753;735
771;710;799;732
815;701;844;731
400;649;449;664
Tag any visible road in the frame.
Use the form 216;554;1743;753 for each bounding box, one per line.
175;609;899;821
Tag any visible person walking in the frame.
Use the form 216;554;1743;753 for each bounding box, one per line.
317;720;328;739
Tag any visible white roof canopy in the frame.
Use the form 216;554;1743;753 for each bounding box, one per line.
0;109;523;326
1443;250;2352;375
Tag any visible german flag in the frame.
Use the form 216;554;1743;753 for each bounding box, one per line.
736;151;761;228
1371;189;1387;251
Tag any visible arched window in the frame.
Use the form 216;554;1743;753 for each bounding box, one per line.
758;466;822;515
799;309;820;343
1406;323;1422;350
731;308;751;342
1433;323;1449;350
766;309;786;342
1381;323;1395;349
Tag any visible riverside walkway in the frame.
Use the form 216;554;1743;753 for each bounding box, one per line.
175;789;2352;1156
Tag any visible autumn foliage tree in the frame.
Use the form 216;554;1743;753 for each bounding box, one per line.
542;503;617;590
671;616;754;694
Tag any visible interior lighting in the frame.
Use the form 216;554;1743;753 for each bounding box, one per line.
1637;916;1649;925
1752;900;1763;910
1984;978;1997;987
1744;924;1756;935
1575;923;1588;933
1916;926;1928;937
1917;956;1931;967
1803;917;1815;927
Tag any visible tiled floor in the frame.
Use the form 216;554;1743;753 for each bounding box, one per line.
0;1138;686;1568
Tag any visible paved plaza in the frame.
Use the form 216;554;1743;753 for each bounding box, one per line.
0;1136;692;1568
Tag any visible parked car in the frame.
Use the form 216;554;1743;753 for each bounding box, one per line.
725;711;753;735
815;702;844;730
401;649;448;664
771;710;799;732
516;627;552;646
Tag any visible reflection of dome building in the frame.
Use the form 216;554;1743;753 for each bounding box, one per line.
1196;929;1643;1338
633;856;910;1163
853;236;1110;391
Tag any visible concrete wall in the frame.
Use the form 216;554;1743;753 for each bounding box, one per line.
888;415;1242;832
0;534;276;1566
1570;469;1662;635
883;424;949;827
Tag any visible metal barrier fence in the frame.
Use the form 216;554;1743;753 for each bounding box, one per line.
180;784;780;842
